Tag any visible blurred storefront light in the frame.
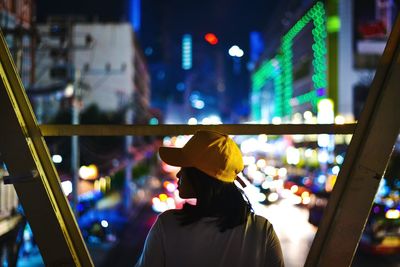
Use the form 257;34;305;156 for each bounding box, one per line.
152;195;176;213
261;181;270;190
304;148;313;158
79;164;98;180
163;136;172;146
272;117;282;125
318;134;330;148
303;111;313;121
240;137;259;154
201;115;222;125
264;166;277;176
317;98;333;113
149;117;159;125
242;156;256;166
317;174;327;184
278;167;287;177
286;147;300;165
52;154;63;164
256;159;267;168
332;165;340;175
292;112;303;124
267;192;279;203
252;171;265;186
246;164;258;176
258;134;268;143
101;220;109;228
159;193;168;202
302;196;311;205
327;15;341;33
385;209;400;219
290;185;299;193
163;181;177;193
61;180;73;196
318;149;329;163
192;99;205;109
336;154;344;165
325;175;337;192
334;115;345;124
64;83;74;97
187;117;198;125
317;98;334;149
99;177;107;192
204;33;218;45
228;45;244;57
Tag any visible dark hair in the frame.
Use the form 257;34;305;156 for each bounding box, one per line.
177;167;253;232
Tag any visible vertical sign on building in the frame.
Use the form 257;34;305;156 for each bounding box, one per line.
182;34;192;70
130;0;141;32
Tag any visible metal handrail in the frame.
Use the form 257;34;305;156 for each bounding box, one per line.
39;123;357;136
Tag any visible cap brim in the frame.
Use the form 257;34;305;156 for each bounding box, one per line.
159;147;192;167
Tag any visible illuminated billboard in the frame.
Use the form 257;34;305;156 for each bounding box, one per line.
251;2;328;121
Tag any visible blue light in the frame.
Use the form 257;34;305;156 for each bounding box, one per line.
189;91;200;101
317;174;326;184
149;117;159;125
316;87;325;97
144;47;153;56
192;100;205;109
76;203;84;212
129;0;141;32
336;155;344;165
176;82;185;91
182;34;192;70
250;31;265;64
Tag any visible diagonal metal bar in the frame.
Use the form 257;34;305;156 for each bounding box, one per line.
39;123;356;136
0;29;93;266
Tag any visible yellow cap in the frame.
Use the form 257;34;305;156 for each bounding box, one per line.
159;130;244;183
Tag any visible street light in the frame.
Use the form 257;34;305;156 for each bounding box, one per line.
52;154;63;164
228;45;244;57
78;164;99;180
64;83;74;97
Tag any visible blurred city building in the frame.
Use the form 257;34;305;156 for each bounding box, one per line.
250;0;397;123
153;30;250;124
140;0;251;124
0;0;35;87
34;18;151;123
34;18;153;224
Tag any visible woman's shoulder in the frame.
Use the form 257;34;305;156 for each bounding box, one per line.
244;213;279;244
247;213;274;229
157;209;183;223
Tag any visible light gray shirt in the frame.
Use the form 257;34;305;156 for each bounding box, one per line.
136;209;284;267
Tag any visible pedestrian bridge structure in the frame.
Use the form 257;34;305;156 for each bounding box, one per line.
0;15;400;267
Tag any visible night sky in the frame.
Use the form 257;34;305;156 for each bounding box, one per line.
36;0;277;48
36;0;281;119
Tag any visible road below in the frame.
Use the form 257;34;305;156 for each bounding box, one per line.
255;199;400;267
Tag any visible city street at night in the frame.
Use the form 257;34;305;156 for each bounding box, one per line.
0;0;400;266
